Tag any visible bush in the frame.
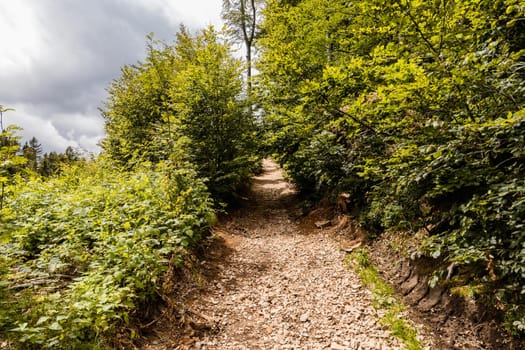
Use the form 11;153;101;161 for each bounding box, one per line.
0;161;214;348
102;27;259;204
258;0;525;333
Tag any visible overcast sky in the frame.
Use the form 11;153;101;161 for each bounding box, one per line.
0;0;223;154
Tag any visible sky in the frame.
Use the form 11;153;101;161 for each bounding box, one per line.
0;0;224;154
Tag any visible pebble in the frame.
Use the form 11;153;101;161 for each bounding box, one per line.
154;160;421;349
330;342;346;350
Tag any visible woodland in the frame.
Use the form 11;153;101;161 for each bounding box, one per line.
0;0;524;348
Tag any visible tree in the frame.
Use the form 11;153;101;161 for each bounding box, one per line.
101;27;258;202
37;147;81;177
29;137;42;158
0;105;26;210
22;137;42;172
101;36;176;166
257;0;525;331
64;146;80;162
222;0;263;93
171;26;257;200
39;152;63;177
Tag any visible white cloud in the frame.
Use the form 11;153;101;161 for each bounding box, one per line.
137;0;223;28
9;110;79;152
0;2;44;73
0;0;224;153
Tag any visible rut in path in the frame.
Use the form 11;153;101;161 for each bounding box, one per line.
154;160;419;349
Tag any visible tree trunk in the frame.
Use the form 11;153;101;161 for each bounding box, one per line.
246;43;252;95
1;182;4;211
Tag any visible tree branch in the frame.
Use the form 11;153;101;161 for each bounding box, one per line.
331;107;380;135
397;1;440;56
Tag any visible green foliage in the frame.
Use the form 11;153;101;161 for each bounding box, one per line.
171;27;258;200
0;24;259;349
258;0;525;332
0;125;27;181
101;34;176;167
346;248;423;350
0;106;28;211
21;137;42;173
0;161;214;348
102;27;258;203
38;147;83;177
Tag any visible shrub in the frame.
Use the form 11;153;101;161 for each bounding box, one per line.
0;161;214;348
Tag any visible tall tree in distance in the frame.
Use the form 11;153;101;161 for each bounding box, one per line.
222;0;262;94
22;137;42;172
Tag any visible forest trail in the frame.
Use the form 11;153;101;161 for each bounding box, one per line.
144;159;422;349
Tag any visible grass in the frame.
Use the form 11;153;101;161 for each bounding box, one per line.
345;248;424;350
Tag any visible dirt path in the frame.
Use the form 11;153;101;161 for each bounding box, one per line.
144;160;422;349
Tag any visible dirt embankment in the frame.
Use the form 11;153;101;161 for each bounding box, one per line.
367;230;525;350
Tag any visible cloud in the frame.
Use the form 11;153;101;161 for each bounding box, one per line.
0;0;222;153
7;108;80;152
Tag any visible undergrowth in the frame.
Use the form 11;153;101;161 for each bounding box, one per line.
0;161;214;349
346;248;424;350
258;0;525;332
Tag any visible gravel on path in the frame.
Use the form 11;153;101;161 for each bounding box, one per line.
146;159;427;349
